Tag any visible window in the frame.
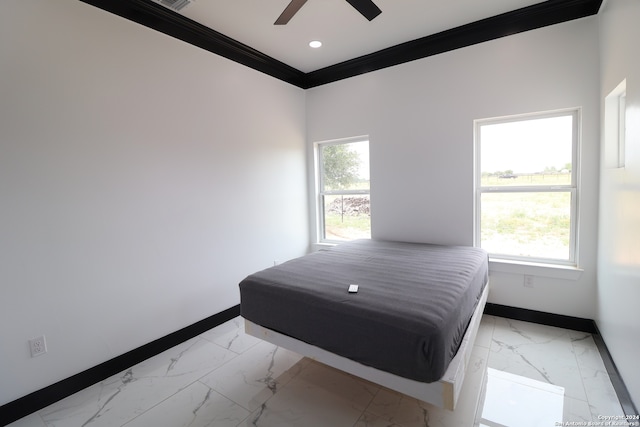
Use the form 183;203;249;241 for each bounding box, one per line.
474;109;579;264
315;137;370;242
604;79;626;168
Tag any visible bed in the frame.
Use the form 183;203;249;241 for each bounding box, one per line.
239;239;489;410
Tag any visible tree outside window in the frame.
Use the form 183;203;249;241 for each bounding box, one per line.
317;138;370;242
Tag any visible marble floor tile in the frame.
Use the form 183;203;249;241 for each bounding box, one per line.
365;346;489;427
354;412;403;427
569;330;597;349
245;360;379;427
7;315;626;427
572;339;625;418
564;395;598;423
199;340;306;412
581;370;625;420
200;317;262;355
478;368;565;427
355;387;432;427
199;317;245;340
287;360;380;410
38;337;237;427
488;317;588;401
4;414;46;427
122;381;249;427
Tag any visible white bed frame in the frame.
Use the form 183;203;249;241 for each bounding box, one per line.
244;281;489;411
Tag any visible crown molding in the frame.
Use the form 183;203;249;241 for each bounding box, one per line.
80;0;603;89
304;0;603;88
79;0;307;87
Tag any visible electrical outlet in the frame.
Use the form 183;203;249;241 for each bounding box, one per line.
29;335;47;358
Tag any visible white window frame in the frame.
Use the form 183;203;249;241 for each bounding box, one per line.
313;136;370;244
604;79;627;168
473;108;580;266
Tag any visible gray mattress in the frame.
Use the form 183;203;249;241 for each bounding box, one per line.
239;239;488;383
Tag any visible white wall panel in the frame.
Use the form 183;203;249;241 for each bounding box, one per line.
597;0;640;410
0;0;308;405
307;17;600;319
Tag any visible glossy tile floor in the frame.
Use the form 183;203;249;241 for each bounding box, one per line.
8;315;625;427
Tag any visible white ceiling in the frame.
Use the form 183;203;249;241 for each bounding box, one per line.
169;0;546;73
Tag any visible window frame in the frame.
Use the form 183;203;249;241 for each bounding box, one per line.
473;108;580;266
314;136;370;244
604;79;627;168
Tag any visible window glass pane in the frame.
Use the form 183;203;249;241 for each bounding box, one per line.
323;194;371;241
321;141;370;192
480;115;573;186
481;172;571;187
480;192;571;260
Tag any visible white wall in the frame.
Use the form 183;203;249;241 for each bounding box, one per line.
3;0;626;409
597;0;640;410
307;17;600;319
0;0;309;405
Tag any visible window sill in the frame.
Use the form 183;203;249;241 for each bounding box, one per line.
489;258;583;280
311;242;338;252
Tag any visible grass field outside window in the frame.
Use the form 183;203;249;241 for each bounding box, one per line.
316;138;370;242
475;109;579;264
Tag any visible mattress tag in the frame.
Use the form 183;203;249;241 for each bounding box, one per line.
348;284;359;293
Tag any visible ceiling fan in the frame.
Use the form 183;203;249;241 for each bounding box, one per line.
275;0;382;25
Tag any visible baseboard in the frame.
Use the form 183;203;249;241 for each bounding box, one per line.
590;322;639;418
483;302;597;333
484;303;638;417
0;304;240;427
2;303;636;425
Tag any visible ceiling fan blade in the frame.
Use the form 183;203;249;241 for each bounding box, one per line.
274;0;308;25
344;0;381;21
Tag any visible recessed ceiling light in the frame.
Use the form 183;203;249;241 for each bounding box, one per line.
309;40;322;48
